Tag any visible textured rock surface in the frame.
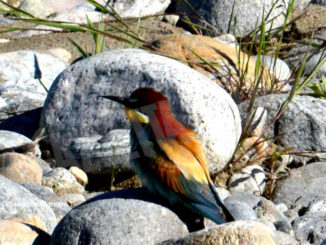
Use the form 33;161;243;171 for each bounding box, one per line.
31;0;87;13
0;50;66;120
254;199;289;224
69;166;88;186
238;95;326;163
18;0;171;30
292;4;326;36
304;50;326;78
68;130;131;174
0;220;51;245
46;3;102;24
175;0;288;35
106;0;171;18
293;0;311;10
18;0;54;18
61;193;85;207
254;199;293;235
51;188;188;245
229;165;266;196
273;162;326;213
252;56;291;82
224;200;257;221
42;167;85;195
20;183;71;222
41;49;241;175
0;152;43;184
225;191;262;210
0;130;41;157
0;174;57;233
292;212;326;245
161;221;277;245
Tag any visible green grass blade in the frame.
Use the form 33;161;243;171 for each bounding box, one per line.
0;26;24;33
95;16;105;54
0;0;35;18
68;37;89;58
86;0;109;13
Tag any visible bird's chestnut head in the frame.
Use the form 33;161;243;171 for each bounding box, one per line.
128;87;168;109
101;87;170;124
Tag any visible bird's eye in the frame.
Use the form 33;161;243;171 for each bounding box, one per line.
130;98;138;103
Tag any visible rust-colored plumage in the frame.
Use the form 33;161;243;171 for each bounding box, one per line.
102;87;234;230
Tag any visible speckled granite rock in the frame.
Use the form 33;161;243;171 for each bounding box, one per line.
0;174;57;233
41;49;241;175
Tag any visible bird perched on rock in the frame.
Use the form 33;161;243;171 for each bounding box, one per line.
101;87;234;230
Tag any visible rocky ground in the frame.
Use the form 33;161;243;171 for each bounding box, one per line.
0;0;326;244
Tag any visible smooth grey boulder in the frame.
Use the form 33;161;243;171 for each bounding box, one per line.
224;191;262;209
284;42;326;79
175;0;289;35
106;0;171;18
51;188;188;245
224;200;257;221
42;167;85;195
252;56;292;82
69;129;130;174
41;49;241;175
0;130;41;157
161;220;280;245
238;94;326;164
18;0;89;18
307;199;326;214
292;212;326;245
229;165;266;196
18;0;54;18
0;174;57;233
0;50;66;120
273;162;326;213
224;191;293;232
20;183;71;222
304;50;326;78
20;0;171;37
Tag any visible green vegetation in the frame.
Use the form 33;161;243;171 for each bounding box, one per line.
308;76;326;98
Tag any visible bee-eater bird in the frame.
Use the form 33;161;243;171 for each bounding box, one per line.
101;87;234;230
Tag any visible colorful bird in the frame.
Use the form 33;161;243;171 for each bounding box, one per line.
102;87;234;230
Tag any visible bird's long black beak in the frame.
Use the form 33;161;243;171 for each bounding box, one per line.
100;95;149;124
100;95;132;108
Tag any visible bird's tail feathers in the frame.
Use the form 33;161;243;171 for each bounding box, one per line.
191;202;226;225
209;183;235;222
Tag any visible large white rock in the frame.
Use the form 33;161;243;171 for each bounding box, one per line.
106;0;171;18
253;55;291;82
0;50;66;120
0;174;57;233
51;189;188;244
17;0;171;36
175;0;289;35
18;0;54;18
0;130;41;157
41;49;241;175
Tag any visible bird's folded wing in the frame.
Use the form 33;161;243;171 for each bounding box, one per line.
157;138;208;186
175;130;211;178
156;138;218;206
